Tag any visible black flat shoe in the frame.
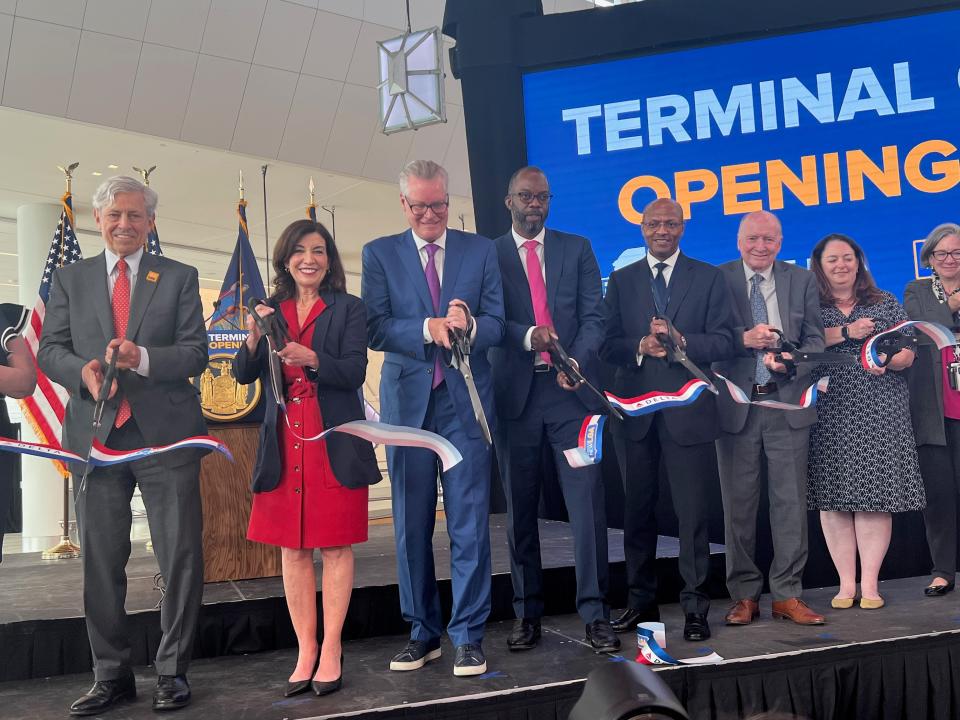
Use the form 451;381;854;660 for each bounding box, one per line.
152;674;191;711
611;605;660;633
924;581;955;597
683;613;711;642
312;654;343;697
507;618;541;651
285;655;320;697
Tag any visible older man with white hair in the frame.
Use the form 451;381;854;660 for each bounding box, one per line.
39;176;209;715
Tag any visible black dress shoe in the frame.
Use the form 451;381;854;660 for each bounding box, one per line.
585;619;621;652
453;643;487;676
507;618;541;651
69;673;136;716
611;606;660;633
389;637;442;671
683;613;711;642
285;656;320;698
312;654;343;697
152;675;191;711
924;581;955;596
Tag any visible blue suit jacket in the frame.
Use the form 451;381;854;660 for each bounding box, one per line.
489;228;604;419
362;228;505;439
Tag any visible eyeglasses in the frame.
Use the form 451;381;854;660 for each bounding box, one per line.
932;249;960;261
642;219;683;231
511;191;553;204
404;196;449;216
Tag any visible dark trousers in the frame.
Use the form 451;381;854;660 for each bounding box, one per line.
918;418;960;583
388;383;492;646
612;413;715;615
74;420;204;680
496;372;609;623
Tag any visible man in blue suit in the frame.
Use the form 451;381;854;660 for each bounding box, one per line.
489;167;617;652
362;160;504;677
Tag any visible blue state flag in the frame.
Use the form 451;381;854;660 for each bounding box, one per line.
208;199;266;332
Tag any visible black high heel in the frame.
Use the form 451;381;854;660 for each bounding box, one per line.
284;655;320;697
311;654;343;697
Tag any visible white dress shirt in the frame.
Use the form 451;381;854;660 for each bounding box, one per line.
742;261;784;332
104;245;150;376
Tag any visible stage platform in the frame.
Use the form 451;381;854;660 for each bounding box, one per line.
1;576;958;720
0;515;726;684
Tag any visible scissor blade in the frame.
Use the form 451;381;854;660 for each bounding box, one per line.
458;357;492;445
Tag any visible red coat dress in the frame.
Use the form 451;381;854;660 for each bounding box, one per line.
246;298;368;548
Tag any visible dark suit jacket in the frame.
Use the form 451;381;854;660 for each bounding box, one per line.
488;228;604;419
904;278;954;447
713;260;825;432
38;250;209;467
233;291;381;492
362;228;505;438
600;252;734;445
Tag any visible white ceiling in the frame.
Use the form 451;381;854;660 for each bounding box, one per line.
0;0;594;303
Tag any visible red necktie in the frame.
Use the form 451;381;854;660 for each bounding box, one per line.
112;258;131;428
522;240;553;364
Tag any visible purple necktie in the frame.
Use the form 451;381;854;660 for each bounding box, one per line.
424;242;444;389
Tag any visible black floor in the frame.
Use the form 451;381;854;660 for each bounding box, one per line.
1;574;958;720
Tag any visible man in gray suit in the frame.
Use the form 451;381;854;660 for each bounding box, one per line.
713;210;826;627
39;176;209;715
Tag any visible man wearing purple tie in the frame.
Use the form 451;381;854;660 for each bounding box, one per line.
362;160;505;677
488;167;616;652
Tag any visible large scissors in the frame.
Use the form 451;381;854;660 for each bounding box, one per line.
445;304;493;445
652;315;719;395
78;347;119;494
546;338;624;420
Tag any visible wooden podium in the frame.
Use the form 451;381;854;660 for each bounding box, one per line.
199;423;281;582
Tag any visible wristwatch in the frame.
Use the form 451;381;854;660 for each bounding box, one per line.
841;325;850;341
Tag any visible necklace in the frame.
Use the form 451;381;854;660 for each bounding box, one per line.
932;271;960;304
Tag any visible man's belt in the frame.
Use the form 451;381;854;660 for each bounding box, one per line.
653;315;719;395
546;339;624;420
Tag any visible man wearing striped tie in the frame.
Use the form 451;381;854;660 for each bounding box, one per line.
489;167;617;653
38;176;209;716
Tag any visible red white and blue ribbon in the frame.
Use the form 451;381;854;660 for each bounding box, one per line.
715;373;830;410
604;378;710;416
284;418;462;472
861;319;955;371
563;414;605;468
87;436;233;466
0;434;233;467
636;622;723;666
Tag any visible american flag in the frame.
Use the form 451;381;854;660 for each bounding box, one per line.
146;225;164;256
307;201;317;222
19;192;83;477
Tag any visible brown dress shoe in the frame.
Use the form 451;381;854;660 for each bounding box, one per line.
772;597;825;625
724;599;760;625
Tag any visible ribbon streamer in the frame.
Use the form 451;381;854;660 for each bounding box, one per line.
604;378;709;416
861;319;955;371
0;434;233;467
563;414;605;468
715;373;830;410
284;417;462;472
636;622;723;666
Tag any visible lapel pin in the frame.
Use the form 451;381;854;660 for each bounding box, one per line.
146;271;160;283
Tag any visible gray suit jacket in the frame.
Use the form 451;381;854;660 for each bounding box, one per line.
38;250;209;467
904;277;954;447
712;259;825;433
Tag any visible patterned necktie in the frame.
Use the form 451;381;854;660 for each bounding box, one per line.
750;273;771;385
522;240;554;364
112;258;132;427
424;243;444;389
652;262;669;315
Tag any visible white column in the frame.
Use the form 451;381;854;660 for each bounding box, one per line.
17;203;67;538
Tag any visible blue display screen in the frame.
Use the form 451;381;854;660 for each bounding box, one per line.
523;9;960;294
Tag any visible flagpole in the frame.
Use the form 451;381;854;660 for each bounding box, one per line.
261;165;270;289
42;163;81;561
238;171;246;328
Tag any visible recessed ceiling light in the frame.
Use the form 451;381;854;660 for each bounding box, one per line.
91;171;102;176
107;164;118;169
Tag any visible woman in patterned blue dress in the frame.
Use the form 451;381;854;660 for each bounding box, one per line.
807;234;925;610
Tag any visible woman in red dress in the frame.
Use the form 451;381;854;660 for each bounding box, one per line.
234;220;380;697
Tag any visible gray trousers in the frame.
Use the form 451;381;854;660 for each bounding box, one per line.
716;407;811;602
74;423;203;680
